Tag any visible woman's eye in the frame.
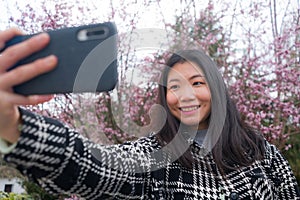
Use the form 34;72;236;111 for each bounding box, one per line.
193;81;205;86
169;85;179;90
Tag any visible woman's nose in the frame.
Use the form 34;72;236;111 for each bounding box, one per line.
178;86;196;101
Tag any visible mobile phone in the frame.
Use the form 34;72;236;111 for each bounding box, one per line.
3;22;118;95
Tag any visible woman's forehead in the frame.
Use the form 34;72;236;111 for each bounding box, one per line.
167;61;204;80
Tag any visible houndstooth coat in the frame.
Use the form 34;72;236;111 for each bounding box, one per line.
4;109;300;199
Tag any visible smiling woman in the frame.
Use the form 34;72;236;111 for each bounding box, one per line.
0;26;299;200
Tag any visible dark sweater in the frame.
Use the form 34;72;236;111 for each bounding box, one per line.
4;109;300;199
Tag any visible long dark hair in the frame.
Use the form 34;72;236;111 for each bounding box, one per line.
155;49;265;173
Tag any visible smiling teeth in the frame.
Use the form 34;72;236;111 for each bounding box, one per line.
181;106;199;112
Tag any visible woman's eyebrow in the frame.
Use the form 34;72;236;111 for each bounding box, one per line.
190;74;205;80
167;78;180;83
168;74;204;83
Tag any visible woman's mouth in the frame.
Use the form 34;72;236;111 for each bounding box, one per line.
179;105;200;112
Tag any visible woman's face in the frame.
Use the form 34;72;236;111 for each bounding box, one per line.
166;61;211;130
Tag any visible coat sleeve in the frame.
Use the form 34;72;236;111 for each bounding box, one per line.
4;108;154;199
266;142;300;199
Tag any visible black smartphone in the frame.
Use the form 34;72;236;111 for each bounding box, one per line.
2;22;118;95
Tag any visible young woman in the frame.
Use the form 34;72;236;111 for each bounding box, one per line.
0;28;299;199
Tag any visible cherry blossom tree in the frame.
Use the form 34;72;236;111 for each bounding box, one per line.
1;0;299;188
3;0;299;149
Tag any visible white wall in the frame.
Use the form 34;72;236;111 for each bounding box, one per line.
0;178;25;194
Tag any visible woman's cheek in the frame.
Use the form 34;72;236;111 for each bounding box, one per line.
196;87;211;101
166;91;178;106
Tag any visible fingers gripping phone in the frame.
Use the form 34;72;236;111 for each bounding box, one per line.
3;22;118;95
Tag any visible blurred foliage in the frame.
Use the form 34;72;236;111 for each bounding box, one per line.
21;181;56;200
284;133;300;185
0;191;33;200
0;0;298;196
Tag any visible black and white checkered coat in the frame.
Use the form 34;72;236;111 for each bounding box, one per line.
4;109;300;199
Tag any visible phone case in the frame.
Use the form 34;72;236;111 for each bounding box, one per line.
4;22;118;95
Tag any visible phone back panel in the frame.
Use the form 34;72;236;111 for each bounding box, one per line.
5;22;118;95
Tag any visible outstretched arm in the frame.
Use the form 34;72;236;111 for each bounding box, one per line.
0;28;152;199
0;28;57;144
4;108;153;199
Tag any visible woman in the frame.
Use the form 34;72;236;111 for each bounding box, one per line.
0;28;299;199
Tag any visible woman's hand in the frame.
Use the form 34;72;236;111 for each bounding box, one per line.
0;28;57;144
